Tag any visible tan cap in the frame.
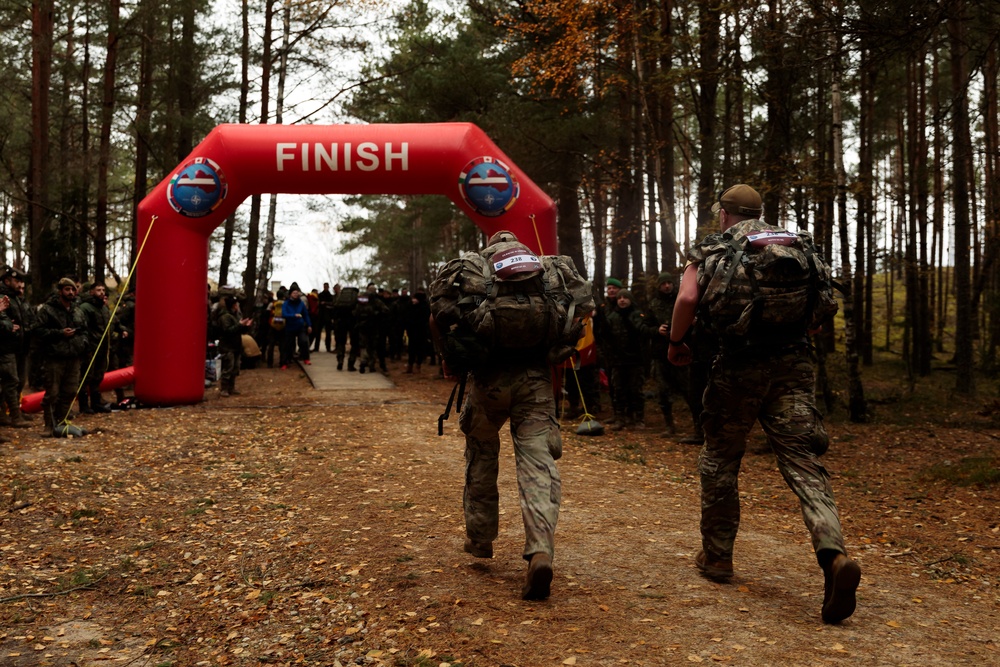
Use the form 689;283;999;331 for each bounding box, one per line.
711;184;763;217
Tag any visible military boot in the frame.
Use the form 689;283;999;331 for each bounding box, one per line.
41;407;55;438
521;553;553;600
8;408;31;429
91;390;112;413
821;552;861;623
661;410;676;437
695;549;734;580
77;392;93;415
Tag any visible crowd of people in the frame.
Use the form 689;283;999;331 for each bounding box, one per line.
215;272;707;444
208;281;437;396
0;268;135;439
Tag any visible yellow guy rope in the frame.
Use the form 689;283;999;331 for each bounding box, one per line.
61;215;158;427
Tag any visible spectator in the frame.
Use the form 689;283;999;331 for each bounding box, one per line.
35;278;88;437
0;266;34;426
404;290;430;373
78;282;113;413
606;289;657;430
280;284;312;368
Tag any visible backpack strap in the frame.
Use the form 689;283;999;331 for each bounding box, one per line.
437;374;468;436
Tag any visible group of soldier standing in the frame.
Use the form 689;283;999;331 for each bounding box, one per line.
0;267;134;439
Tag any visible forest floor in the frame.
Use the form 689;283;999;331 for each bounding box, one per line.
1;353;999;667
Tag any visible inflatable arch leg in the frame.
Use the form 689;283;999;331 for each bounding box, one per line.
134;123;557;406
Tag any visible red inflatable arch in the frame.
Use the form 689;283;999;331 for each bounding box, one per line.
133;123;557;405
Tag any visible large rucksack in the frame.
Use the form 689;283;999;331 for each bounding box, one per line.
429;238;595;375
698;220;838;338
269;299;286;331
333;286;359;315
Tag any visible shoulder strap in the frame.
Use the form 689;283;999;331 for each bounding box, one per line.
437;375;467;436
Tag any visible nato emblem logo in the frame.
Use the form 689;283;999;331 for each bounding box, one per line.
167;157;228;217
458;156;520;217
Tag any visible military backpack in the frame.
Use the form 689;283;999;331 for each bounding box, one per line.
698;220;838;338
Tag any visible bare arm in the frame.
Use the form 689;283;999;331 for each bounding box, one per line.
667;263;702;366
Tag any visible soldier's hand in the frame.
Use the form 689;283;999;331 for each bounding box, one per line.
668;342;692;366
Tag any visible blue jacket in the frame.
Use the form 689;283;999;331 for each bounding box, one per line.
281;298;311;333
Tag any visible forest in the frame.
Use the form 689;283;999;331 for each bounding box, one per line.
2;0;999;412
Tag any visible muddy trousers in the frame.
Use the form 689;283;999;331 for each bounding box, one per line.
460;365;562;560
699;349;845;564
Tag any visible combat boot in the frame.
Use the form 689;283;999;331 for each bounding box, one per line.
521;553;553;600
77;392;93;415
821;552;861;623
463;538;493;559
695;549;734;580
8;409;31;429
661;411;676;437
41;408;54;438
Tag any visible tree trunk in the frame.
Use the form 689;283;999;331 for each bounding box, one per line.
29;0;54;289
94;0;121;284
219;0;251;286
695;0;719;236
256;1;291;303
949;5;974;394
832;40;867;422
131;1;156;275
243;0;276;305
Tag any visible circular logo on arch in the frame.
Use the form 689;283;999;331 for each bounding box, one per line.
458;156;520;217
167;157;228;217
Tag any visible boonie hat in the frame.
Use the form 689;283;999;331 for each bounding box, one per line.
1;266;28;282
712;184;763;217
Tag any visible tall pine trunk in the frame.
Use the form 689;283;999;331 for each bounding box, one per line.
94;0;121;284
832;36;867;422
949;4;974;394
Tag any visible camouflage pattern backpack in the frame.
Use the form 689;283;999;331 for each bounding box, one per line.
697;219;838;338
429;232;595;374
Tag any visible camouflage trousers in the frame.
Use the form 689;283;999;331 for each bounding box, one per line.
42;357;80;428
699;348;843;563
219;348;241;390
0;353;20;416
459;365;562;560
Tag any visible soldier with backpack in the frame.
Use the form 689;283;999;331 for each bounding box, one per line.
668;184;860;624
430;230;594;601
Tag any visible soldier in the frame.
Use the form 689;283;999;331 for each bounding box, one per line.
431;231;594;601
317;282;335;352
214;295;252;396
648;272;703;440
0;266;35;427
78;282;113;413
35;278;88;437
352;284;389;374
669;184;860;624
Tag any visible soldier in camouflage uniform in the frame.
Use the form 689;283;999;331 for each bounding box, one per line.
668;184;861;624
0;266;34;427
78;282;113;413
433;231;593;601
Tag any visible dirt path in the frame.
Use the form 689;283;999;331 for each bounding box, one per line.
1;360;998;666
